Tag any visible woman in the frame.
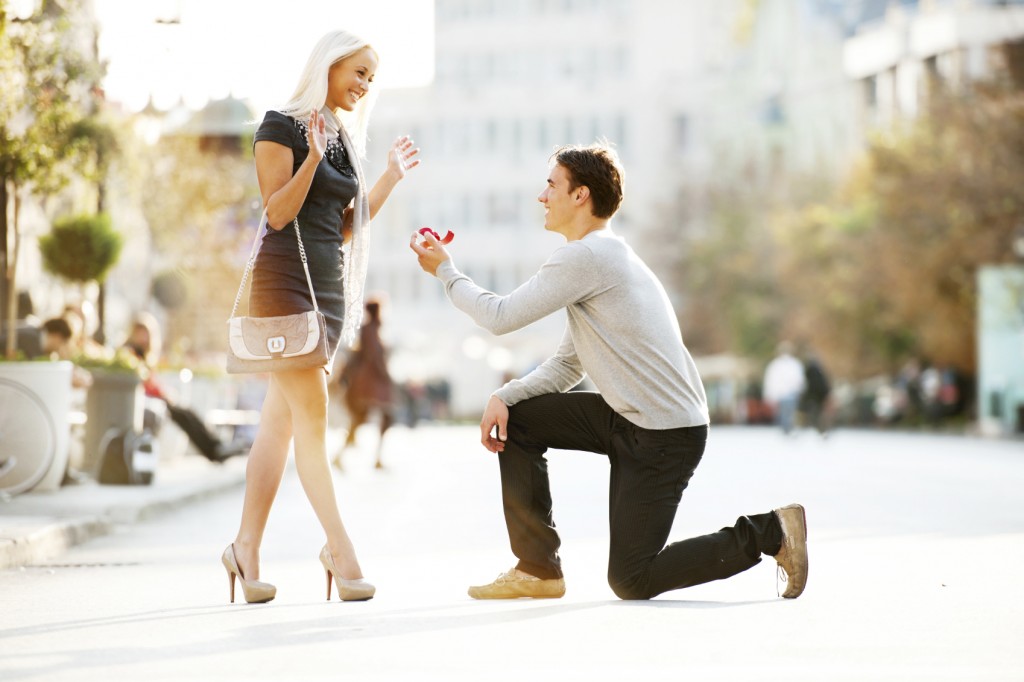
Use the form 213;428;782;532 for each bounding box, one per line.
222;30;420;604
335;297;395;470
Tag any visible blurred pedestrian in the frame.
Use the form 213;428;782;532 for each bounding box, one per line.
801;350;831;436
62;301;110;361
223;29;421;604
40;317;93;389
410;143;808;601
122;314;247;463
763;341;806;435
895;358;923;423
334;297;395;470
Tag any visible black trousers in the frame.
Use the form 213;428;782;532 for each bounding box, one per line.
499;392;783;600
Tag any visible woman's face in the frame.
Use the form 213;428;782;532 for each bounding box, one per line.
326;47;378;112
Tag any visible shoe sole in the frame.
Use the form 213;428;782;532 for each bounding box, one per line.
467;584;566;600
778;504;808;599
468;589;565;593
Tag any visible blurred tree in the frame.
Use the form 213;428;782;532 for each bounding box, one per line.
38;212;122;285
137;131;258;360
0;1;106;358
658;181;785;361
777;79;1024;377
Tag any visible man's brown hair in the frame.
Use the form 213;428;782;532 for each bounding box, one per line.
551;142;625;219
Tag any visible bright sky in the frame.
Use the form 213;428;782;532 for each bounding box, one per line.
92;0;435;113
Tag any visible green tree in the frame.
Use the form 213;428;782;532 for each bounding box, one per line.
136;130;258;358
0;1;105;358
38;213;123;284
669;182;785;360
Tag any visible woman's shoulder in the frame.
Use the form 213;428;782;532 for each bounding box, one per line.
260;110;294;124
254;110;300;146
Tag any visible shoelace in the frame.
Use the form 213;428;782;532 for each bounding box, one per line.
494;569;537;586
493;570;516;586
776;563;789;597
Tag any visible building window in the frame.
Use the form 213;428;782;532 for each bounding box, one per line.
489;193;519;225
863;75;878;109
613;115;627;152
672;114;689;154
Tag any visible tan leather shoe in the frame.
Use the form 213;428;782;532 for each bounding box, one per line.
319;545;375;602
468;568;566;600
773;504;809;599
222;544;276;604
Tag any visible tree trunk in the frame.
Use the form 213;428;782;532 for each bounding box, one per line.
1;179;9;332
3;181;19;360
94;178;106;344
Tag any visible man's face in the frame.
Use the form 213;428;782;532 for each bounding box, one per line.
41;332;64;355
537;163;577;234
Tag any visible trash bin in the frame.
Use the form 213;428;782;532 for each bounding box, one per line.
83;369;143;477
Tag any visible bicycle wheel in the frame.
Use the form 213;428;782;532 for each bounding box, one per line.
0;377;57;496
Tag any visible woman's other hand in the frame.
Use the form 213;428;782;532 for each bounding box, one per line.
387;135;420;179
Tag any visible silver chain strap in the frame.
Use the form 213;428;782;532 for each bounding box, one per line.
229;212;319;320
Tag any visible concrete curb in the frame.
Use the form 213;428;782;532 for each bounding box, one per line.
0;516;111;571
0;465;245;571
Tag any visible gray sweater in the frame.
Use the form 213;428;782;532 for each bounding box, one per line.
436;227;709;430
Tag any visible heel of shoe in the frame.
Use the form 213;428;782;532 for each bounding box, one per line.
222;546;238;604
319;544;374;602
227;567;236;603
222;543;276;605
319;545;334;601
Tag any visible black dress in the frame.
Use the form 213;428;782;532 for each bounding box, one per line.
250;110;358;363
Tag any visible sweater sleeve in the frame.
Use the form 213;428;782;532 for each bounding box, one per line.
493;324;585;406
435;242;600;336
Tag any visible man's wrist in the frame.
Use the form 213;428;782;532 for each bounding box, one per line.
435;259;457;280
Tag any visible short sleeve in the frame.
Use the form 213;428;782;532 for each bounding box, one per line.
253;110;296;149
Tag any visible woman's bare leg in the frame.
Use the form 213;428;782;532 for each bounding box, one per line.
232;376;292;581
274;367;365;579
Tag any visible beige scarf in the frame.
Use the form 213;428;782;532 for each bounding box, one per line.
323;106;370;350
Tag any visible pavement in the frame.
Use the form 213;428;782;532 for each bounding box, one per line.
0;454;247;571
1;424;1023;681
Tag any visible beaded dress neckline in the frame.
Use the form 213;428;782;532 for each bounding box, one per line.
293;118;355;177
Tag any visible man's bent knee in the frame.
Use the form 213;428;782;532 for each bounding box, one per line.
608;572;652;601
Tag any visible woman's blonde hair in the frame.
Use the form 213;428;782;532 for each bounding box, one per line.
279;30;378;157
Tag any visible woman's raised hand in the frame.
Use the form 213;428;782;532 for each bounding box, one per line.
387;135;420;179
307;109;328;159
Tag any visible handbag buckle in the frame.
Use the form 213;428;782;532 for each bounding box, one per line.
267;336;286;354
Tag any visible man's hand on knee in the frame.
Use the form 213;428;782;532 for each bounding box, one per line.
480;395;509;453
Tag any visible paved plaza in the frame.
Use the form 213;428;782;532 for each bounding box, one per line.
1;425;1022;681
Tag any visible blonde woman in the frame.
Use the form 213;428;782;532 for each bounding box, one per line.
222;30;420;604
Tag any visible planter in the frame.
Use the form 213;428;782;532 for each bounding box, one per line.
0;361;73;494
82;369;143;476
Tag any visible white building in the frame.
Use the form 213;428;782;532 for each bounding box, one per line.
360;0;862;417
844;0;1024;133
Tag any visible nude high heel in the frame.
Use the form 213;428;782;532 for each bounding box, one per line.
319;545;375;601
222;544;276;604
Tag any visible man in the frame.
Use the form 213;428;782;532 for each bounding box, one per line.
40;317;92;389
801;350;831;436
763;341;806;435
410;143;808;601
